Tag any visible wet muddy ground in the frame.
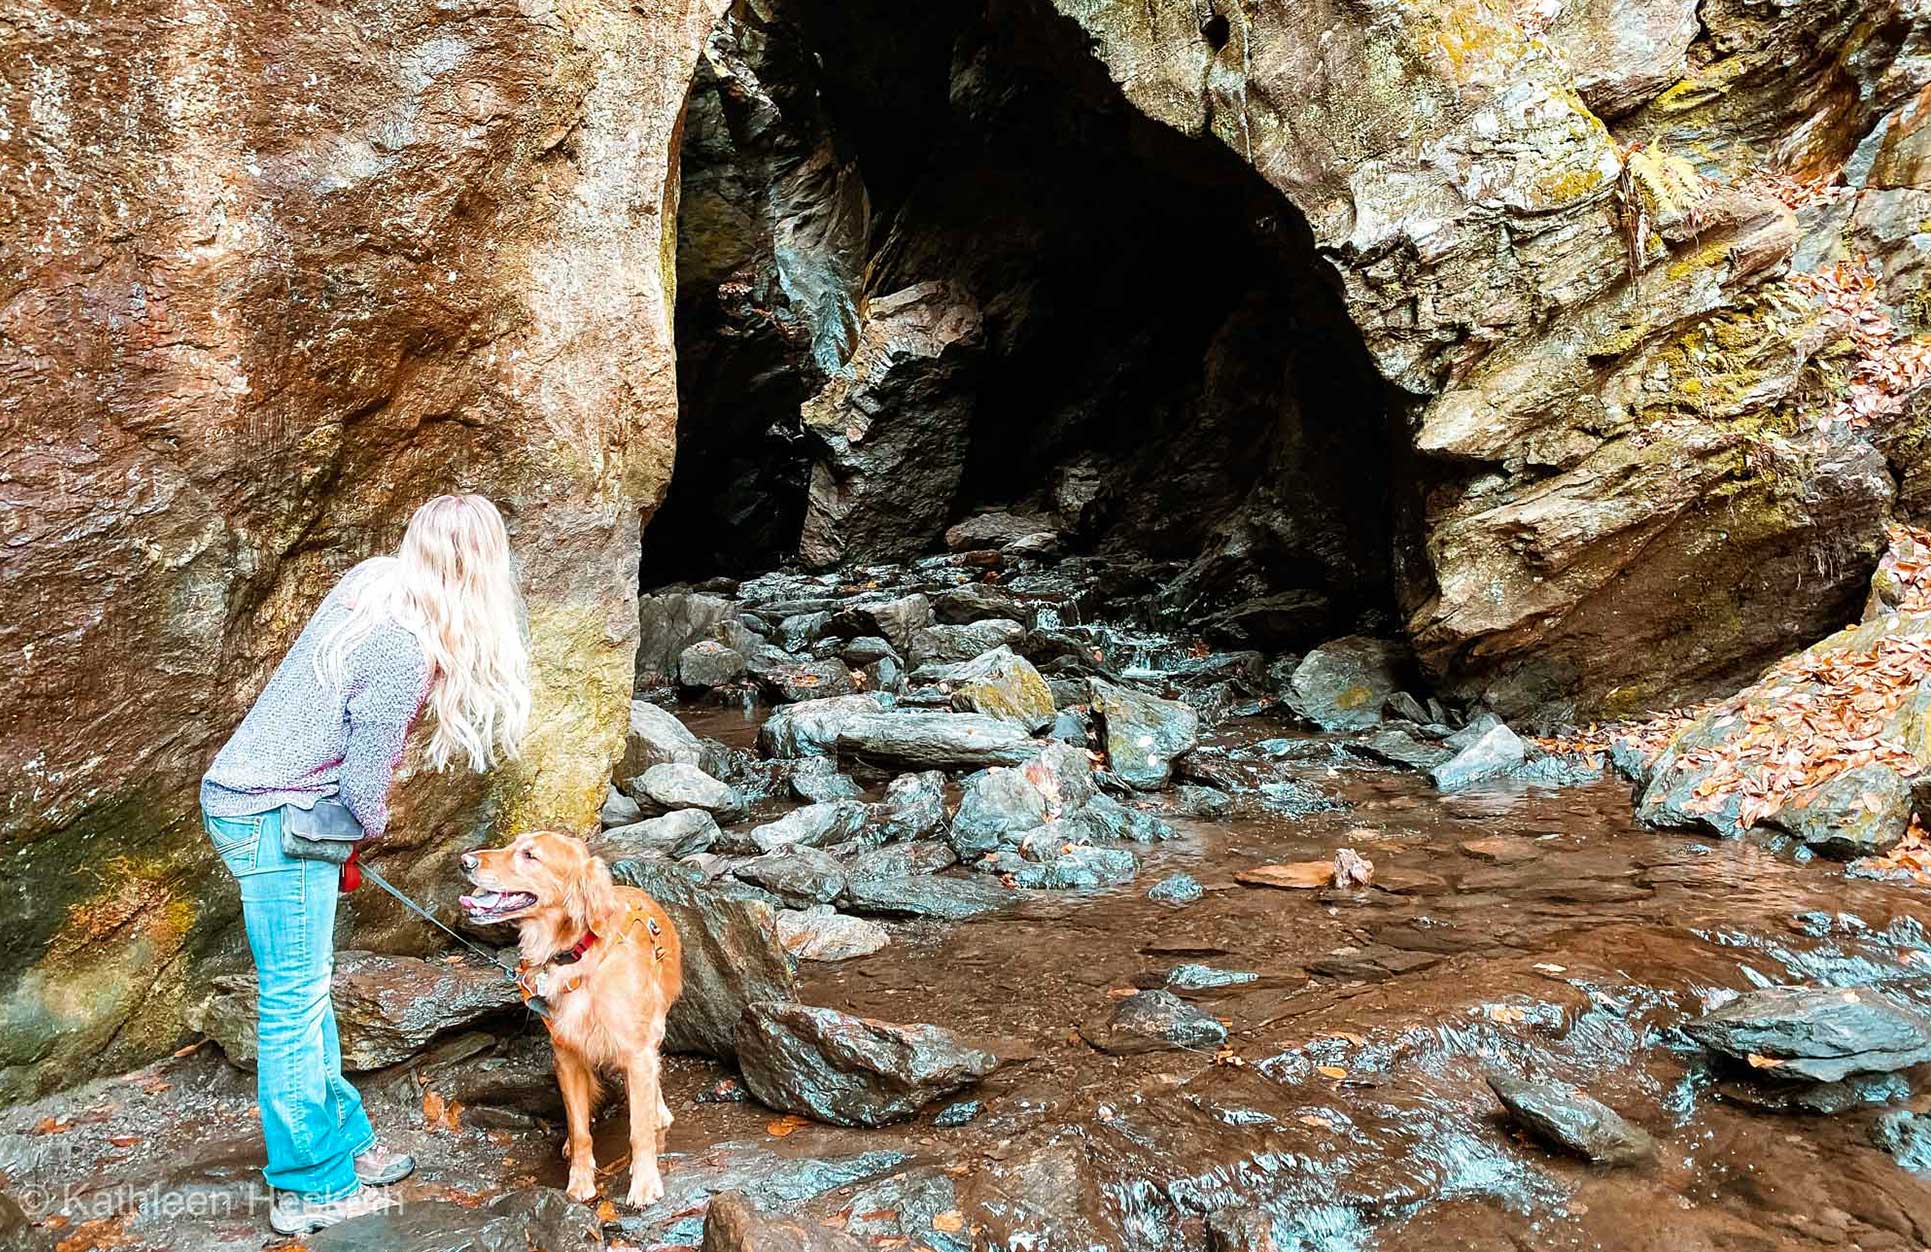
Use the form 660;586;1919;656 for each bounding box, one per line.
7;708;1931;1251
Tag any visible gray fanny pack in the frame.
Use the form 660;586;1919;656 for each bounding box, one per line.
281;797;366;864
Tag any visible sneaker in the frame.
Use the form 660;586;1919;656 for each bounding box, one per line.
354;1144;417;1186
267;1185;393;1236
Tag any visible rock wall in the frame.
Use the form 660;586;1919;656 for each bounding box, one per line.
0;0;725;1097
1048;0;1930;719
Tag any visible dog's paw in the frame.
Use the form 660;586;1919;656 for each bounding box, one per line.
624;1168;664;1209
566;1167;598;1204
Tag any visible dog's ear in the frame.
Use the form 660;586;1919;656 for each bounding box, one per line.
565;854;619;936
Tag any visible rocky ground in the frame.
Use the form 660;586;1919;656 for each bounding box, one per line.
8;541;1931;1251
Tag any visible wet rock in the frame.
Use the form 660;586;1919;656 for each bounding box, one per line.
597;809;722;860
755;657;856;704
638;592;737;683
846;840;958;883
308;1188;597;1252
737;800;872;855
1442;710;1503;751
775;906;890;962
1006;843;1137;890
1022;740;1097;813
1355;726;1455;771
1167;964;1258;991
700;1190;868;1252
1685;986;1931;1082
1873;1110;1931;1173
944;647;1056;730
908;619;1028;667
1485;1070;1656;1166
1382;691;1432;725
1718;1070;1911;1114
760;693;896;758
777;611;832;653
1541;0;1699;118
1206;1210;1280;1252
932;1101;982;1128
1257;778;1349;817
1765;763;1913;859
1307;947;1442;981
680;640;748;690
1171;784;1233;819
628;762;744;819
934;583;1033;626
0;1191;52;1252
1148;873;1204;906
1084;791;1178;843
735;846;848;908
836;711;1040;770
829;594;933;654
945;509;1059;552
1429;723;1528;791
864;656;906;695
1090;679;1200;789
949;767;1049;856
735;1002;999;1127
871;771;949;841
841;873;1010;919
840;636;902;668
621;699;706;775
788;757;865;804
1082;989;1227;1055
1284;637;1408;732
191;952;517;1071
600;785;644;829
1048;708;1092;744
610;860;798;1058
607;1141;908;1248
415;1031;562;1120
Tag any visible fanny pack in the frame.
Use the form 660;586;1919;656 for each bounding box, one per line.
281;797;366;864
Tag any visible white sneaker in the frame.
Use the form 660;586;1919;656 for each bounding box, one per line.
267;1185;394;1236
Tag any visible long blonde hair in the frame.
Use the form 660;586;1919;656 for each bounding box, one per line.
316;494;531;772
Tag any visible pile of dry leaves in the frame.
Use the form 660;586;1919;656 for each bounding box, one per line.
1788;260;1931;432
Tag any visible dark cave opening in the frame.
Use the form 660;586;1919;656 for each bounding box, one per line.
646;0;1407;650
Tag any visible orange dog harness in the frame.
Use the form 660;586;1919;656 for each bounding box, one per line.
515;905;668;1015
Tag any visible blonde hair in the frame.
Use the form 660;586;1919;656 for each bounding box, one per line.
317;494;531;772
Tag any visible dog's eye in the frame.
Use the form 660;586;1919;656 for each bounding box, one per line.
519;847;538;862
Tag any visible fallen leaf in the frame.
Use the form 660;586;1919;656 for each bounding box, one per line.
767;1114;810;1137
1298;1114;1335;1129
933;1210;966;1233
1746;1053;1786;1070
1317;1065;1348;1079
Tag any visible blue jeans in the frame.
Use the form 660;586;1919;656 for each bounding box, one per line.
204;808;372;1199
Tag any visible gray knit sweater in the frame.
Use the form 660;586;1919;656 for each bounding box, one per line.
201;562;431;838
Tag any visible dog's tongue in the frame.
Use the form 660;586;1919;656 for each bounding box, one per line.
461;889;502;911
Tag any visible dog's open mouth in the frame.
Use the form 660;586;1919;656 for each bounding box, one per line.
460;888;538;922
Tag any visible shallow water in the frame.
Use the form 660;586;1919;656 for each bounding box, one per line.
7;707;1931;1251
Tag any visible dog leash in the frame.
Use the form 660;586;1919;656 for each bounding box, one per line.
358;863;551;1018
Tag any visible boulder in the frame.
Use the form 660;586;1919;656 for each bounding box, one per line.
845;840;959;883
1485;1071;1656;1166
840;636;903;667
680;641;748;690
840;873;1011;920
755;657;857;705
1171;784;1233;819
836;711;1041;770
829;595;934;654
1429;723;1528;791
737;801;873;855
777;611;832;653
1765;763;1914;859
1089;679;1199;790
944;509;1059;552
1284;637;1408;732
735;1001;999;1127
1020;740;1097;813
871;771;949;841
949;767;1050;856
1080;989;1227;1056
600;785;644;829
788;757;866;804
1004;843;1136;890
309;1188;599;1252
700;1191;868;1252
621;700;706;776
627;762;744;818
1685;986;1931;1082
734;846;848;909
909;620;1028;668
638;592;738;682
1872;1110;1931;1174
1354;727;1455;772
1084;792;1178;843
934;584;1034;626
190;952;518;1070
944;647;1056;729
596;809;722;860
774;906;891;962
760;693;896;758
610;860;798;1058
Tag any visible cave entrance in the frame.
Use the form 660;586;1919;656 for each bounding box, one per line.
647;0;1405;651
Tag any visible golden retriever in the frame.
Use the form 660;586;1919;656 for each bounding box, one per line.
460;831;683;1207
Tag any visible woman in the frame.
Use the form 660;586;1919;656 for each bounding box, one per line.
200;494;531;1235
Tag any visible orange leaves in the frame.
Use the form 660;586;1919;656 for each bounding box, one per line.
1787;261;1931;434
421;1089;462;1132
766;1114;809;1137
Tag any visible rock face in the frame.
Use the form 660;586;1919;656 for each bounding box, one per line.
190;953;518;1071
0;0;727;1096
735;1001;999;1126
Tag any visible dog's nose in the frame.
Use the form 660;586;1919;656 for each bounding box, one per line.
461;852;479;873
